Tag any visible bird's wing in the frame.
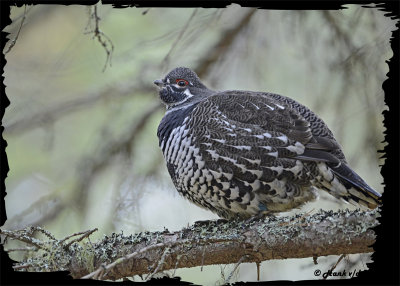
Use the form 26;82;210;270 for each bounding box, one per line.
190;90;342;165
188;90;381;205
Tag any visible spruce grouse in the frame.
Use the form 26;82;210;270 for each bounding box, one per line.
155;67;381;219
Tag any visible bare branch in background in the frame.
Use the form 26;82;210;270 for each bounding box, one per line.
85;5;114;72
2;209;378;280
161;9;199;69
312;8;385;170
225;255;247;284
4;83;154;135
2;193;62;230
196;8;257;78
72;101;162;213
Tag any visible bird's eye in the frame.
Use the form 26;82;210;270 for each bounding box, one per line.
176;79;189;87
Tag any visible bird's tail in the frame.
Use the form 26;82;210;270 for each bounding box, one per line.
318;162;381;208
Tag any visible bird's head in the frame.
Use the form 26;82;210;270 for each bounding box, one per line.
154;67;213;109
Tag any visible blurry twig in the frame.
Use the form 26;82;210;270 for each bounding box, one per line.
7;247;37;253
225;255;247;284
2;191;62;230
142;8;151;15
1;227;98;250
323;254;347;280
85;5;114;72
322;10;353;51
319;8;383;168
5;5;28;54
0;228;44;249
73;101;162;211
4;83;153;135
145;246;170;281
13;264;33;270
196;8;257;78
60;228;98;249
161;8;198;69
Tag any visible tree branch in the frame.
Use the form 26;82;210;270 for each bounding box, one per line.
84;4;114;72
2;209;379;281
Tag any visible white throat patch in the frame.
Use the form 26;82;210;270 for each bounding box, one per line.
165;88;196;115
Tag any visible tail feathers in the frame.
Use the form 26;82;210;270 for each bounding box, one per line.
329;162;381;208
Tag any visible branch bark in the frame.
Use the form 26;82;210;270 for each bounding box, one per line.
2;209;379;281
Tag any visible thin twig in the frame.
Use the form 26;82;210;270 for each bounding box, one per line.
73;101;162;212
161;8;198;69
62;228;98;249
13;264;33;270
145;247;170;281
6;247;37;252
324;254;347;280
200;245;206;271
81;241;186;280
196;8;257;78
225;255;247;284
172;254;184;277
4;81;154;135
0;229;44;250
85;5;114;72
142;8;150;15
5;5;27;54
278;208;315;227
33;226;56;240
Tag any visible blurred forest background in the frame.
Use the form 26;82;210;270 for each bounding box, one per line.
2;4;397;284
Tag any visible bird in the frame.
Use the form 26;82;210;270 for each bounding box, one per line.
154;67;382;220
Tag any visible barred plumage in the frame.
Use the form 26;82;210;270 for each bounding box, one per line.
155;67;381;219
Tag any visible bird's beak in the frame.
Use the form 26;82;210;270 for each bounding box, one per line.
154;79;164;88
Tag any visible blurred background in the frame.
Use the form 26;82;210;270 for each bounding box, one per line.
2;4;396;284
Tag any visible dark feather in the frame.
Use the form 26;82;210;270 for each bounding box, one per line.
330;163;382;199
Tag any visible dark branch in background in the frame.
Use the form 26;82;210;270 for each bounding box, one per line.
5;5;28;54
2;193;61;230
161;8;199;69
73;101;162;211
4;83;154;136
320;9;384;165
1;209;378;281
85;4;114;72
196;9;257;78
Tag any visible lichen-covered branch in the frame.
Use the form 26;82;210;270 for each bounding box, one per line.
1;209;378;281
